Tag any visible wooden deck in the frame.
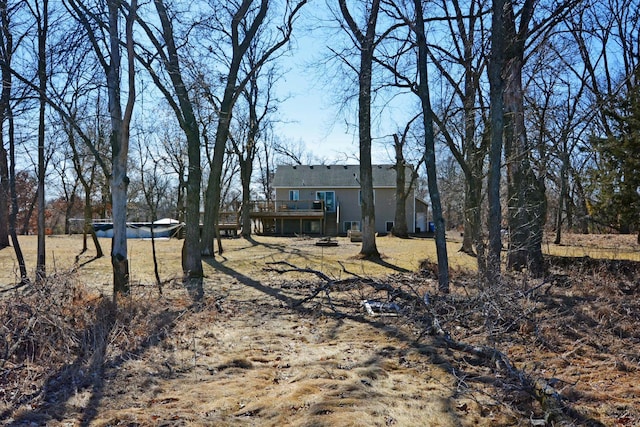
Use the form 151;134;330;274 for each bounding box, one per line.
248;200;327;235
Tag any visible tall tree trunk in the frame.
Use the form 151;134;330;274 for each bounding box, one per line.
486;0;506;284
153;0;204;298
458;8;481;256
358;8;380;257
338;0;380;258
36;0;49;283
0;0;13;250
502;0;546;277
201;0;268;257
107;0;137;296
356;3;379;258
414;0;449;292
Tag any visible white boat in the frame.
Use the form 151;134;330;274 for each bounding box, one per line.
92;218;184;239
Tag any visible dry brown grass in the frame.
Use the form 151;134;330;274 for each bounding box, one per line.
1;234;480;287
1;233;639;426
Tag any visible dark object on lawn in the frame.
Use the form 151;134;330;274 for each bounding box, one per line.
316;237;339;247
362;300;402;316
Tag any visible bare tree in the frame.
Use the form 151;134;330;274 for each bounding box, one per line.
0;0;29;283
198;0;307;256
486;0;507;283
25;0;50;283
0;0;13;251
135;140;171;294
256;134;277;202
229;64;276;238
64;103;106;258
338;0;381;259
425;0;490;263
133;0;205;298
273;137;322;165
500;0;573;277
412;0;449;292
159;128;187;224
67;0;138;295
522;36;590;245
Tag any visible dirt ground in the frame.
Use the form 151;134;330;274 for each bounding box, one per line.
1;233;639;426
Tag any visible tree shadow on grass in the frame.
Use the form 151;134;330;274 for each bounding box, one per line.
5;297;185;427
242;236;414;276
204;258;607;427
366;255;413;274
204;258;299;308
74;255;102;269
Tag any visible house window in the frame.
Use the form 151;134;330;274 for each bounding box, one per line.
316;191;335;212
344;221;360;233
358;190;375;205
289;190;299;201
386;221;394;232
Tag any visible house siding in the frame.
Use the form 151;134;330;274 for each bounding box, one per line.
269;164;424;235
274;184;415;235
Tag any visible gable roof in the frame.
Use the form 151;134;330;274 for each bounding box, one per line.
273;164;404;188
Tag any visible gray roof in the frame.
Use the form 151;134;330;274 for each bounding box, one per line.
273;164;406;188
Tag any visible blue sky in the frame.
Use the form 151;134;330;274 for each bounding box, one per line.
273;6;413;166
274;27;360;163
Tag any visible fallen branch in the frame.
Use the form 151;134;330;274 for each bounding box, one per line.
264;261;337;311
435;321;583;424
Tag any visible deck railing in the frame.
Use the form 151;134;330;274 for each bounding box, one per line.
248;200;325;213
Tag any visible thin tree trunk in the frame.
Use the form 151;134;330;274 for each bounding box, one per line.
8;106;28;284
36;0;49;283
83;191;103;258
554;152;568;244
0;143;8;249
414;0;449;292
202;79;235;257
460;147;484;258
68;115;104;258
63;188;78;235
571;168;589;234
150;221;162;295
0;0;12;250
